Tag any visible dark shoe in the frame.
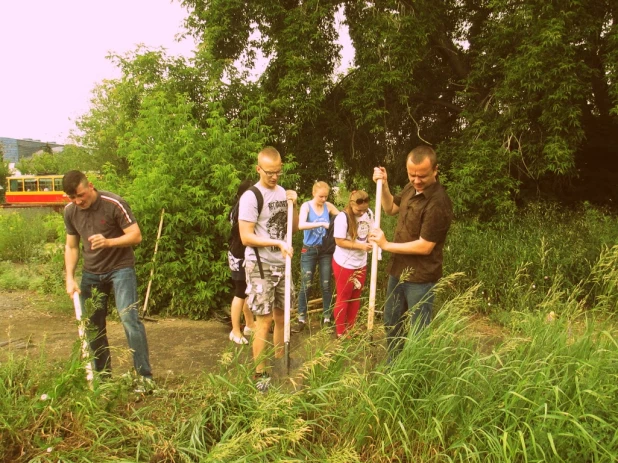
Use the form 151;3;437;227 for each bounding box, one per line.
291;320;307;333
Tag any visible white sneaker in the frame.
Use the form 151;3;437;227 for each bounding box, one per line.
254;374;271;393
243;326;254;336
229;331;249;345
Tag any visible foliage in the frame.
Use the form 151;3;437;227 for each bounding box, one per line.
73;45;310;316
0;210;61;263
121;88;271;317
181;0;618;216
0;156;9;203
2;281;618;462
15;145;101;175
443;202;618;315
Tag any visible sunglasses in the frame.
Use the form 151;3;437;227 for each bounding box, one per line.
354;197;370;205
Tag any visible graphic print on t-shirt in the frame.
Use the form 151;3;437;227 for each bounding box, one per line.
357;218;371;242
266;200;288;250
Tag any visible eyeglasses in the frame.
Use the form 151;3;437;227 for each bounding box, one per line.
259;166;283;177
354;197;370;205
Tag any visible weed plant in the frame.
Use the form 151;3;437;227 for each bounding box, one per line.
2;202;618;461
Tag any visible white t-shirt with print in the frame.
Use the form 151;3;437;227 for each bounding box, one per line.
238;183;288;266
333;210;373;269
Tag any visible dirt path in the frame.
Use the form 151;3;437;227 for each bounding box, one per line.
0;290;505;384
0;290;259;377
0;290;336;380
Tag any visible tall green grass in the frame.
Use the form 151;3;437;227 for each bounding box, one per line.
2;203;618;461
0;210;65;293
2;266;618;462
443;202;618;315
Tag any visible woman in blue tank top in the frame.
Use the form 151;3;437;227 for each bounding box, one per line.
293;181;339;332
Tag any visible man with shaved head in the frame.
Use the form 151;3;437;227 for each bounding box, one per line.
238;146;299;391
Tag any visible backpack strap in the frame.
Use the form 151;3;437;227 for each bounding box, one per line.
248;186;265;279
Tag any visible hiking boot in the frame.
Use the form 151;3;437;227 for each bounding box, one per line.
291;320;307;333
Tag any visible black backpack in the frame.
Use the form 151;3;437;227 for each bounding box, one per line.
228;186;264;259
319;209;374;254
319;212;345;255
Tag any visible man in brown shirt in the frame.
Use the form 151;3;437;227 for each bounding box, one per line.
370;145;453;361
63;170;153;387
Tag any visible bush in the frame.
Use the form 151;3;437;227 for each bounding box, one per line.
0;211;59;263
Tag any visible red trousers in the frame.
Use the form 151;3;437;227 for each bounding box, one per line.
332;259;367;337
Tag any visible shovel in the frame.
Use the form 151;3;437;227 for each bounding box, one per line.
73;292;94;389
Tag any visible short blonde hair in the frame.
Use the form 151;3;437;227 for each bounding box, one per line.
258;146;281;163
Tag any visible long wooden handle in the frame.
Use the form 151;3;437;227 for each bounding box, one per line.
142;208;165;317
284;199;294;347
367;179;383;331
284;199;294;373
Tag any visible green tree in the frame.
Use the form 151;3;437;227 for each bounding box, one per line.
181;0;618;216
76;46;288;316
15;145;101;175
16;151;59;175
121;89;271;317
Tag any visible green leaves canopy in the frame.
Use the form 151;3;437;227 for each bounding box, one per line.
182;0;618;215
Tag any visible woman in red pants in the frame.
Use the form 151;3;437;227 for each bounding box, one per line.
332;190;374;338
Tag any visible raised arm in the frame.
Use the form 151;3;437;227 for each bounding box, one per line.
373;167;399;216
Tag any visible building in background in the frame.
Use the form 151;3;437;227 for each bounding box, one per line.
0;137;64;163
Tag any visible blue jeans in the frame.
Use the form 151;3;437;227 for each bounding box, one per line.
298;246;333;320
384;275;435;361
80;267;152;378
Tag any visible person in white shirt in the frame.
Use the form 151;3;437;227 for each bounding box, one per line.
332;190;373;338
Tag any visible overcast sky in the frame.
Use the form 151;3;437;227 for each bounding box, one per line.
0;2;353;147
0;0;195;144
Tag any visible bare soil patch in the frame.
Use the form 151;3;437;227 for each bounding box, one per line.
0;290;507;384
0;290;340;380
0;290;250;377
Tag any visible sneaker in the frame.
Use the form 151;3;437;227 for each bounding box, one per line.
229;331;249;345
243;325;254;336
254;373;271;393
134;377;157;394
291;320;306;333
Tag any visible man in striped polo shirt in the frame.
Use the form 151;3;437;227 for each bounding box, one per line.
63;170;153;387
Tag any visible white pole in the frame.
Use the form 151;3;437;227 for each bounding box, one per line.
367;179;383;331
284;199;294;372
73;292;94;389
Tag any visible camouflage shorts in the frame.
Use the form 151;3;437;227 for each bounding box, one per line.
245;260;295;316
